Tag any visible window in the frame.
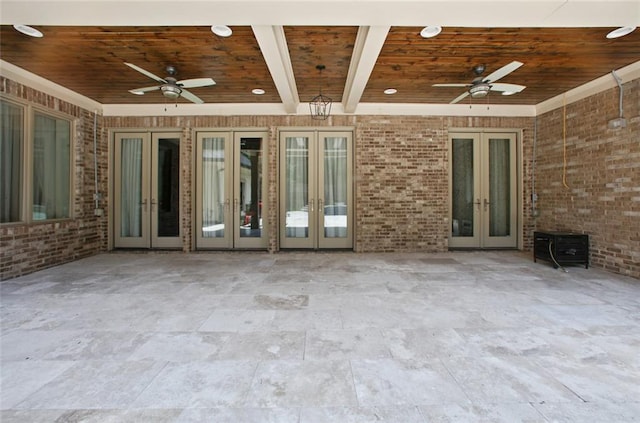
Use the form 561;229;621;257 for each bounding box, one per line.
0;100;24;223
0;97;73;224
32;112;71;220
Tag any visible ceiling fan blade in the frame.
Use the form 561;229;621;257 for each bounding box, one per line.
128;85;161;95
450;91;470;104
178;78;216;88
483;61;523;83
124;62;167;84
490;83;526;93
433;83;470;87
180;88;204;104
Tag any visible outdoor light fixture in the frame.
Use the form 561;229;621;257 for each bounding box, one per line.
161;84;182;100
606;26;636;39
469;83;491;98
309;64;332;120
13;24;43;37
211;25;233;37
420;26;442;38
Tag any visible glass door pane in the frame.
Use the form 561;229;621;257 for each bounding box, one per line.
322;136;347;238
120;138;144;237
449;135;481;248
488;138;511;237
280;134;315;249
202;137;227;239
234;133;268;249
196;133;231;249
238;138;262;239
114;133;150;248
156;138;180;237
482;134;517;248
151;135;182;248
285;137;310;239
318;132;352;249
451;138;477;239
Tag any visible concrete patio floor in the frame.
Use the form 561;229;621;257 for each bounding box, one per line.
1;251;639;422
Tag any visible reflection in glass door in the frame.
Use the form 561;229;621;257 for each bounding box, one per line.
450;132;517;249
450;135;480;247
114;132;182;249
280;131;352;249
196;131;267;249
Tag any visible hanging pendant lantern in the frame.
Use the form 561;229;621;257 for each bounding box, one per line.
309;64;332;120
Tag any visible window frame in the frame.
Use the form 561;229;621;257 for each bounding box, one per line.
0;94;76;225
0;97;25;224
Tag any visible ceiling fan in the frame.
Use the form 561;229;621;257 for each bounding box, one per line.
125;62;215;104
433;61;526;104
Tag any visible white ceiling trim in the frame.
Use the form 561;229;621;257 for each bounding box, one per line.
1;1;638;26
102;103;291;117
252;25;299;114
342;26;391;113
102;101;536;117
353;103;537;117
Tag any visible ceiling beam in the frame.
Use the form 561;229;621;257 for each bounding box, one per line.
342;26;390;113
252;25;299;114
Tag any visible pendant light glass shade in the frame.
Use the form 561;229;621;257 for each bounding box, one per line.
309;65;332;120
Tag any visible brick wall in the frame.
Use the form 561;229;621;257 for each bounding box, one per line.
0;78;109;280
106;114;535;254
535;78;640;278
356;116;536;252
2;76;541;280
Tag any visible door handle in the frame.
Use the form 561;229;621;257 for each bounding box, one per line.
474;199;481;211
234;198;239;211
309;199;314;213
484;198;490;211
224;199;230;211
150;199;157;212
141;198;148;212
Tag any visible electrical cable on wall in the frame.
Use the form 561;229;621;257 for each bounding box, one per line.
93;110;100;211
562;94;569;189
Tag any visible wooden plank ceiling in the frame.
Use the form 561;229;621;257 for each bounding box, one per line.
1;25;639;106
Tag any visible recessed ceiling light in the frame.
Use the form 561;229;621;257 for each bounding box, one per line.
252;88;265;95
384;88;398;95
211;25;232;37
606;26;636;39
420;26;442;38
13;24;43;38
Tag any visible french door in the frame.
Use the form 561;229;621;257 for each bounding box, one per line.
279;130;353;249
114;132;181;249
449;132;518;248
195;131;268;249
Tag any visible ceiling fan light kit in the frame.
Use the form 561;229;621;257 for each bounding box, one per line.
469;83;491;98
161;84;182;99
